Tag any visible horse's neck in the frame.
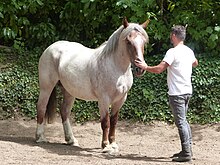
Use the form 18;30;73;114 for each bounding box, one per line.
112;46;131;73
96;39;131;74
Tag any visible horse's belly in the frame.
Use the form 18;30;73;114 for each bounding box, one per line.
70;89;98;101
61;81;98;101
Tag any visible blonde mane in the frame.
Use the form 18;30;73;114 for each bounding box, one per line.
97;23;148;58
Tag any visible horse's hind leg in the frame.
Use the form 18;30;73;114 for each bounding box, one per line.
36;87;55;143
60;85;79;146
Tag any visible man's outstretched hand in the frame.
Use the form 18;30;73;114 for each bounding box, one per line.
135;60;148;70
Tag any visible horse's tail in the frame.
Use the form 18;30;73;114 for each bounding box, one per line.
45;87;57;124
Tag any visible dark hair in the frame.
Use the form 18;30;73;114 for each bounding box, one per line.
171;25;186;41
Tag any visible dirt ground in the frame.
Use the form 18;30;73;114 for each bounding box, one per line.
0;117;219;165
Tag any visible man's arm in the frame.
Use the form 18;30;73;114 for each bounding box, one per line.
146;61;169;74
135;60;169;74
192;59;198;67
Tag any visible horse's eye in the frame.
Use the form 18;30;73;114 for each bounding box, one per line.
126;39;131;45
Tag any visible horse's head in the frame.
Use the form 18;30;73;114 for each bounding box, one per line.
122;18;149;77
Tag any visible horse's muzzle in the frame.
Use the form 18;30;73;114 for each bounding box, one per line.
132;65;146;77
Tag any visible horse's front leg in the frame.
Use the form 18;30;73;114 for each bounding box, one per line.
108;95;127;152
109;111;119;146
101;112;110;149
60;87;79;146
98;101;110;150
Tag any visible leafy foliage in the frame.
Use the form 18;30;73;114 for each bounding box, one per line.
0;0;219;55
190;55;220;123
0;0;219;123
0;49;39;118
0;50;219;124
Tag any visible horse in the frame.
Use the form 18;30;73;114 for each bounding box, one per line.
35;17;149;153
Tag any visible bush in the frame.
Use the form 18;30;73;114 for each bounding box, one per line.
189;55;220;123
0;0;219;56
0;0;219;123
0;49;219;124
0;49;39;118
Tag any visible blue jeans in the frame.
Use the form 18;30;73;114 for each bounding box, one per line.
169;94;192;153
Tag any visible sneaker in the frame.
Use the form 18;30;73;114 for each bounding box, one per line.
172;155;192;162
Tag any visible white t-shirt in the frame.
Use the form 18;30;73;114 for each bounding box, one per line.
163;44;196;96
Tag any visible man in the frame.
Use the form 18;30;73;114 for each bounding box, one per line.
135;25;198;162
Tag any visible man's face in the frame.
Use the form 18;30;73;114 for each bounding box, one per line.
170;33;175;44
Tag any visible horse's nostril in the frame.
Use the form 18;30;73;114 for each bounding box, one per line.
132;65;146;77
136;58;142;62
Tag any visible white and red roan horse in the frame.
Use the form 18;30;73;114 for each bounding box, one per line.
36;18;149;153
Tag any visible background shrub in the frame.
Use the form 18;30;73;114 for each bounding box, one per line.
0;0;219;123
0;49;219;124
0;49;39;119
0;0;219;55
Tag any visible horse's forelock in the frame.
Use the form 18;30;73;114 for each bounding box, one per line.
121;23;149;43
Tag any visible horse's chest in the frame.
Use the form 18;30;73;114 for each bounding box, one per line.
117;83;130;94
116;76;133;94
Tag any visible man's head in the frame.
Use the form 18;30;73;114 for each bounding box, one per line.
170;25;186;45
171;25;186;41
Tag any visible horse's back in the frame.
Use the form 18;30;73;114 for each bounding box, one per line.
39;41;94;71
38;41;98;100
41;41;92;60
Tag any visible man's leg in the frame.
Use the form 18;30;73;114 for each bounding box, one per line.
169;94;192;162
185;95;193;148
185;94;193;156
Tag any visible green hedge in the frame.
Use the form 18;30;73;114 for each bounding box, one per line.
0;49;39;119
189;57;220;123
0;0;219;56
1;0;219;124
0;49;219;124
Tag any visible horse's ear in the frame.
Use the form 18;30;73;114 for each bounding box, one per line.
141;19;150;29
123;17;129;28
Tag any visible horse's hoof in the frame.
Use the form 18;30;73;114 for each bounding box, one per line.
66;139;79;147
102;143;119;154
72;142;80;147
36;137;48;143
110;142;119;152
102;145;112;153
108;149;119;156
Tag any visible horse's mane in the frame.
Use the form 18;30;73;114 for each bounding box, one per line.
96;23;149;58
